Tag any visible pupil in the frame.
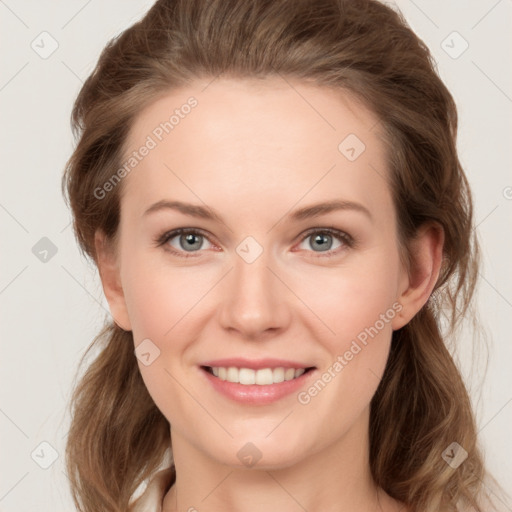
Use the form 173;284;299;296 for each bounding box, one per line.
312;233;332;251
182;233;201;251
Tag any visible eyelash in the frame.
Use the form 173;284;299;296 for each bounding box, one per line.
154;227;355;259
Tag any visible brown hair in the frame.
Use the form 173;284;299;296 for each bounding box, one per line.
61;0;499;510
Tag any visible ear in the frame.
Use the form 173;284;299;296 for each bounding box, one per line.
94;230;132;331
392;223;445;330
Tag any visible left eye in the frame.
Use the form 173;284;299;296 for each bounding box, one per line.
297;230;347;254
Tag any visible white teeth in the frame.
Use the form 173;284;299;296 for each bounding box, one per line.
239;368;256;385
255;368;273;385
284;368;296;381
227;366;238;383
272;367;285;383
208;366;309;385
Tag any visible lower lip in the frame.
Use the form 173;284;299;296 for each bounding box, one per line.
200;367;316;405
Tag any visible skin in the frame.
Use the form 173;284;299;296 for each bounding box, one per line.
95;77;444;512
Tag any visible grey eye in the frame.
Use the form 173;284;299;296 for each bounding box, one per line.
299;232;342;252
169;232;212;252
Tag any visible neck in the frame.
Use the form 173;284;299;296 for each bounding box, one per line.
163;407;400;512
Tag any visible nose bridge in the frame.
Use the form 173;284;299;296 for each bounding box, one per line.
218;241;290;337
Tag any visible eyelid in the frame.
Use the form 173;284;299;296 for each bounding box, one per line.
155;226;355;258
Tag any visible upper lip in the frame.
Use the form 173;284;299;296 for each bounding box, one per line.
201;358;315;370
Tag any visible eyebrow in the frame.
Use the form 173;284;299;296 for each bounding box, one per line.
143;199;372;222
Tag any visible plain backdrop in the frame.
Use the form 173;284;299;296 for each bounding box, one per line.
1;1;511;510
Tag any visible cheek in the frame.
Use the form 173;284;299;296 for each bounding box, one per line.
296;251;401;348
121;254;217;341
120;258;207;420
295;252;400;404
295;289;395;438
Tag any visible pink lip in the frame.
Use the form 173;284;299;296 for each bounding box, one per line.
199;366;316;405
201;357;312;370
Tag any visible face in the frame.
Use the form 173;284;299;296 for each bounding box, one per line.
103;77;413;469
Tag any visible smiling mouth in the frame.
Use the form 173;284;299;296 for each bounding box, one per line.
201;365;316;385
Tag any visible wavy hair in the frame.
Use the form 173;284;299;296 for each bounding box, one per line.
61;0;499;510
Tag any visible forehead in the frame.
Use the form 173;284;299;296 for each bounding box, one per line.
120;77;391;219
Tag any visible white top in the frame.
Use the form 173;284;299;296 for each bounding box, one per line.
129;449;174;512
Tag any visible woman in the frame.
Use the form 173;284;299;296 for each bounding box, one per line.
61;0;504;511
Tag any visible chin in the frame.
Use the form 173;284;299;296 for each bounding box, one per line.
205;433;311;471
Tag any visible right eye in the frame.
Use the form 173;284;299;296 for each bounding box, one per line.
155;228;216;257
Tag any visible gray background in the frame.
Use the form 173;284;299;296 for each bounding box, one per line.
1;0;511;510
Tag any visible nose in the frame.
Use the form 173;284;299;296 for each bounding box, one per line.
217;247;292;340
